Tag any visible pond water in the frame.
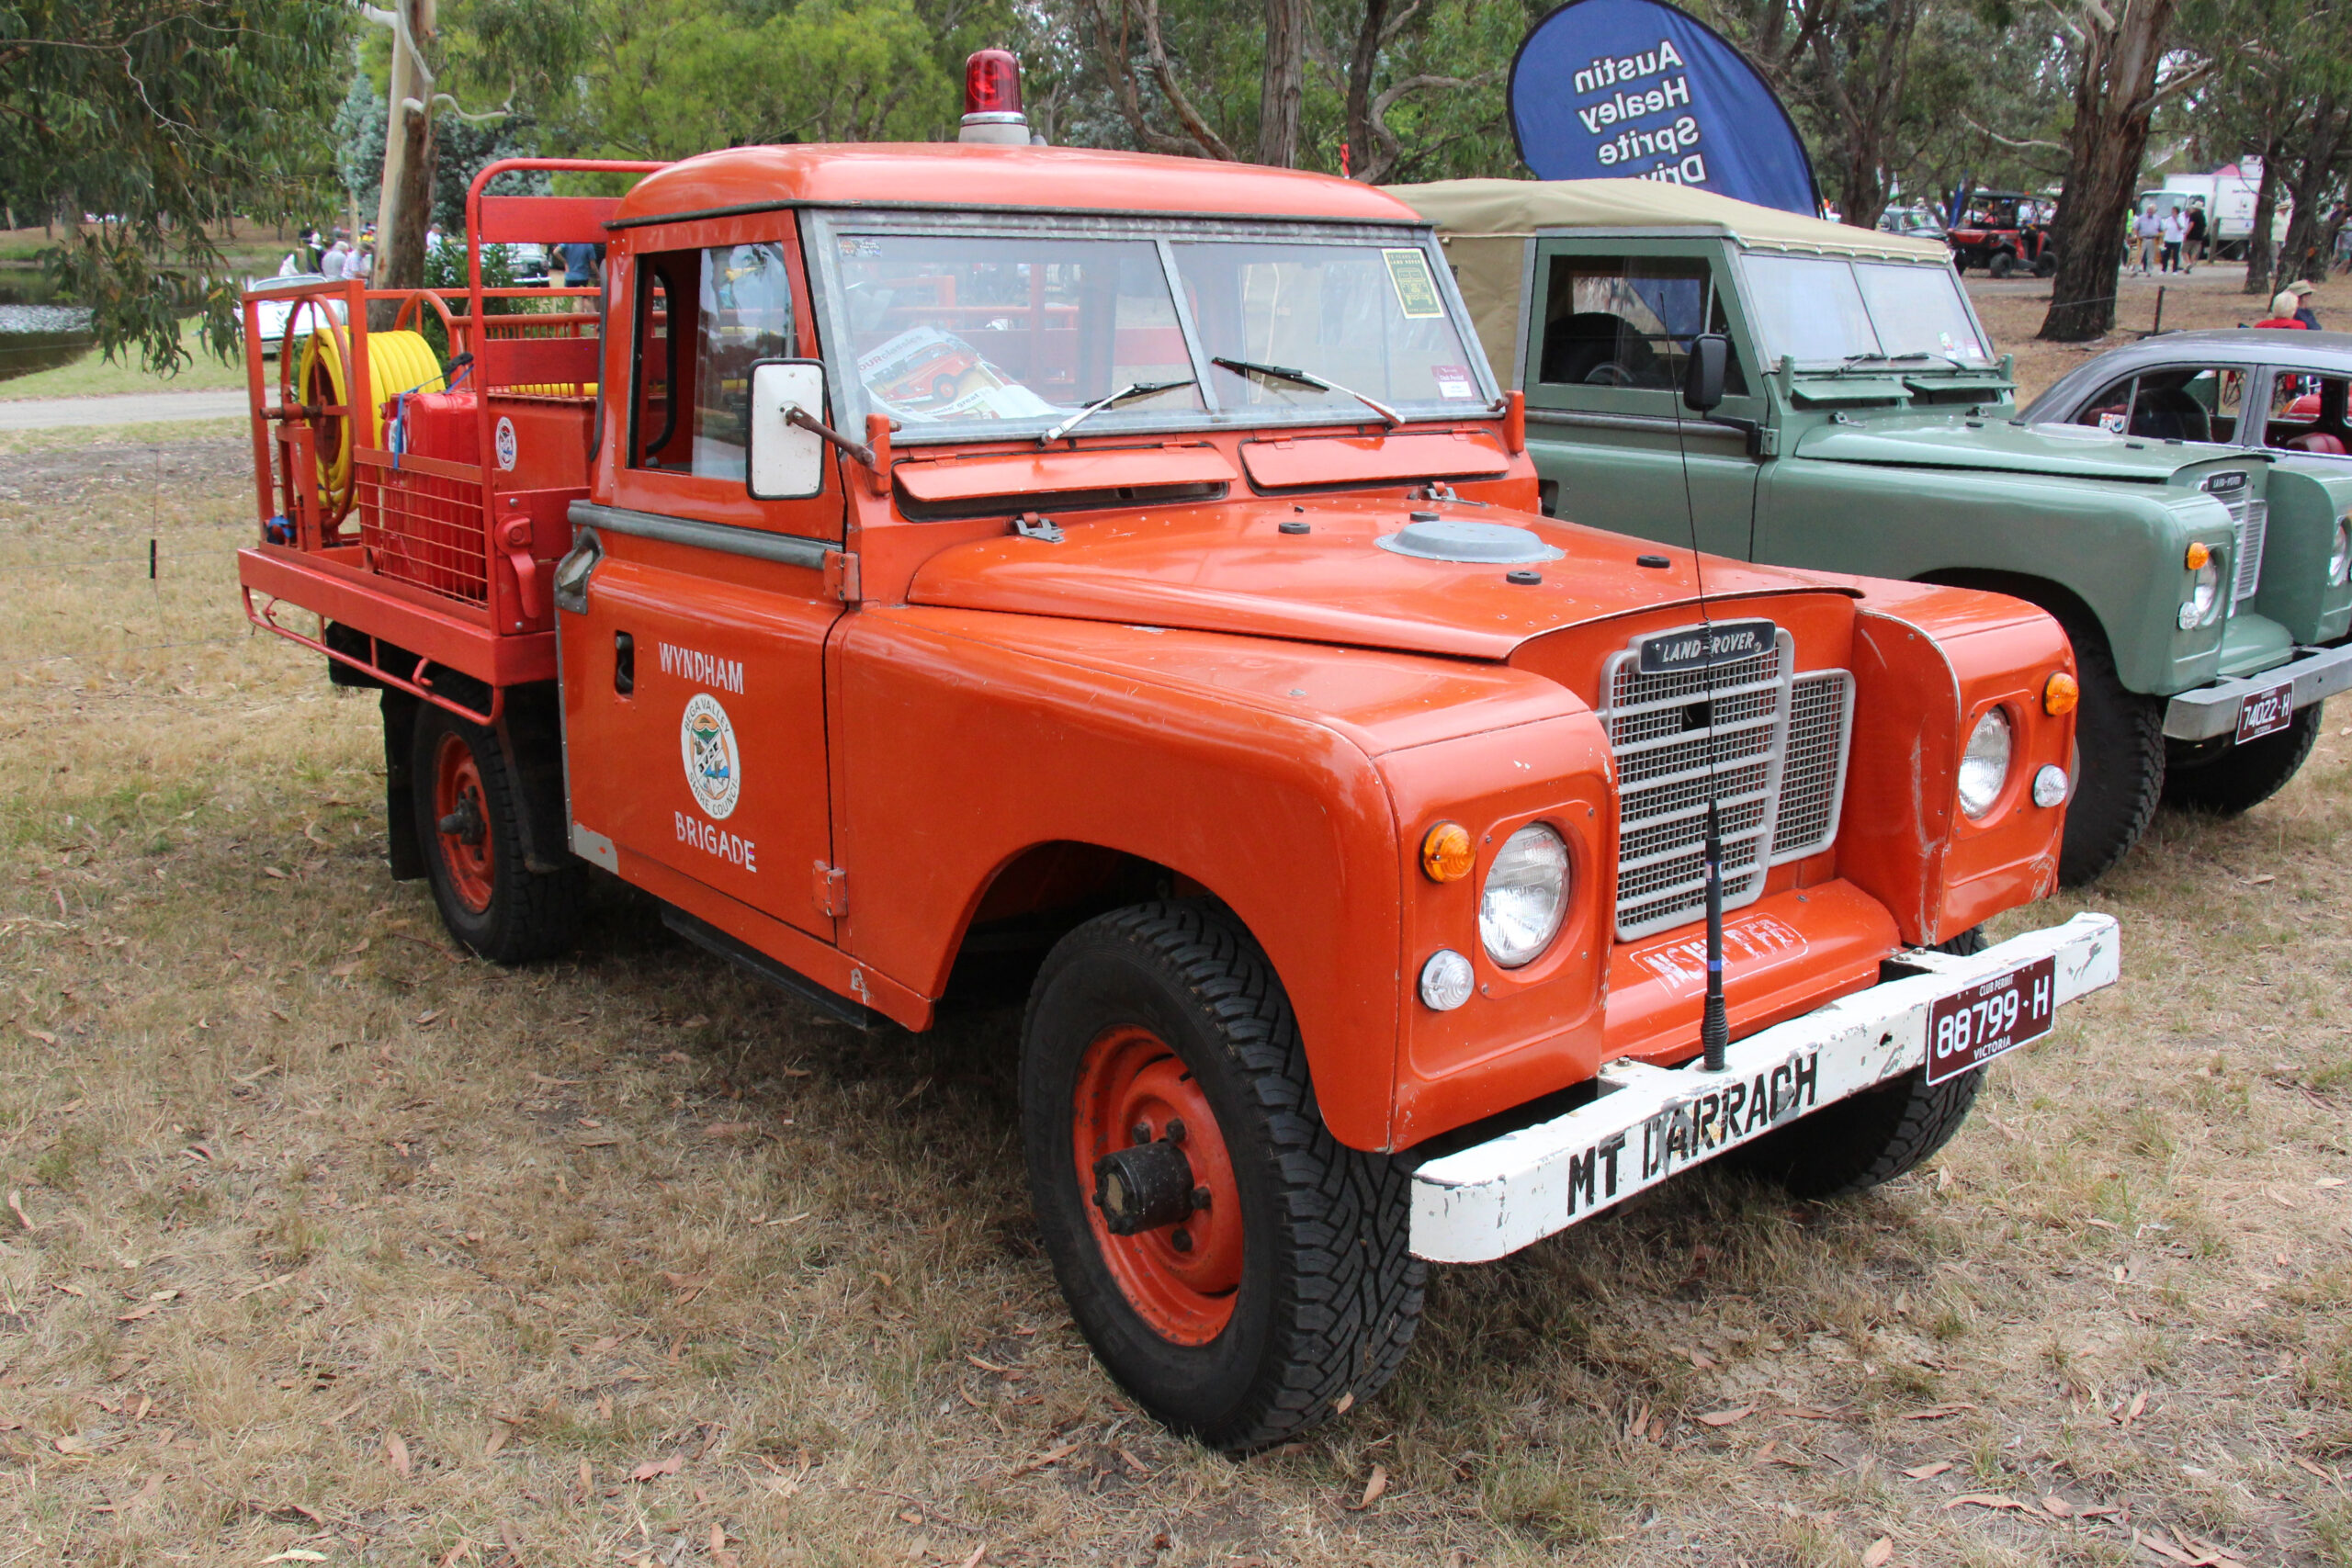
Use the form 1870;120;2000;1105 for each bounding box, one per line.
0;303;96;384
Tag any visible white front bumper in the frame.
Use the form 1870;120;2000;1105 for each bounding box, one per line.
1408;912;2120;1264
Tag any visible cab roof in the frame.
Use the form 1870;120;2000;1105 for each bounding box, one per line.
612;143;1426;229
1385;177;1949;264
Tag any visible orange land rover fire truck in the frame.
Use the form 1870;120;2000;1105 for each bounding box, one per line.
238;53;2118;1450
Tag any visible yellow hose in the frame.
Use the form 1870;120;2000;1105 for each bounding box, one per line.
298;329;446;503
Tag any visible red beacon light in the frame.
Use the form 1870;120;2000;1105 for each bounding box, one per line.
958;49;1034;146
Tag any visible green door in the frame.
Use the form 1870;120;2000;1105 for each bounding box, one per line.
1521;240;1766;559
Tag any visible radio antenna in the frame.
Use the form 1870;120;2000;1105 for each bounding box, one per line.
1669;308;1731;1074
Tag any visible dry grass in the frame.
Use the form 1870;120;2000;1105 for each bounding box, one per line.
1969;264;2351;405
3;429;2351;1567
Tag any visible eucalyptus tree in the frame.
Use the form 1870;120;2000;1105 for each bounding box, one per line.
0;0;348;369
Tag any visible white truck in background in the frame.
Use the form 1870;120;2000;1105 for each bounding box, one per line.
2141;162;2281;254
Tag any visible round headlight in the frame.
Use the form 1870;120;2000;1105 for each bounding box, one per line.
1479;824;1568;968
1957;707;2013;819
2331;517;2351;587
2185;553;2223;627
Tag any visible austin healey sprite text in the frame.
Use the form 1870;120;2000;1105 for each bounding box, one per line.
1562;1049;1821;1218
1570;40;1709;185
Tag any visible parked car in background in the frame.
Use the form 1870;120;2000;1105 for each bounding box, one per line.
2022;327;2352;805
1877;205;1947;241
244;274;346;356
1392;178;2352;883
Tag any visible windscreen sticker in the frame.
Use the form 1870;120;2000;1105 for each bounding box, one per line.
837;235;883;258
2098;411;2127;434
1431;364;1476;399
1382;248;1447;319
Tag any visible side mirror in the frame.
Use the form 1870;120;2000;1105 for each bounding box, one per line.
747;358;828;500
1682;333;1728;414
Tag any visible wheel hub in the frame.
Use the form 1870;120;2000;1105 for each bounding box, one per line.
1071;1024;1242;1344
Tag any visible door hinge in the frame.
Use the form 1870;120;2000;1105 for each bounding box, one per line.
812;861;848;918
823;549;861;603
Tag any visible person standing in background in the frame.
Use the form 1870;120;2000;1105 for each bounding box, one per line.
320;237;351;281
2183;200;2207;273
560;241;605;288
2133;203;2163;275
2159;206;2185;273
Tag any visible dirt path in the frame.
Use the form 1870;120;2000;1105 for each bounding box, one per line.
0;389;250;429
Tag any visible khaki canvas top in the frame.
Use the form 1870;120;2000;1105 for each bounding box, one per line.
1385;178;1950;381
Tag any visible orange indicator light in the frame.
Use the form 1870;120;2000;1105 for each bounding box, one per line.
2184;541;2211;570
1420;822;1473;883
2043;671;2079;716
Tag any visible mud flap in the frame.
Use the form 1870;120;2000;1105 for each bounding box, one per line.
493;684;574;875
381;689;424;882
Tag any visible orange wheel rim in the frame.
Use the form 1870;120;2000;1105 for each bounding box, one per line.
431;732;494;914
1070;1024;1241;1345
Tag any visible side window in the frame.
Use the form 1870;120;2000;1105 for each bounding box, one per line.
629;243;799;479
1536;255;1746;395
2078;367;2245;443
2266;370;2350;456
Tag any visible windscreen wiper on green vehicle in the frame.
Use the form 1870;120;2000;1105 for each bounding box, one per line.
1038;378;1196;446
1210;355;1402;427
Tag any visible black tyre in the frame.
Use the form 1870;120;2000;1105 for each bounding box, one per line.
1020;901;1423;1451
411;705;580;963
1734;928;1986;1199
2162;705;2321;815
2034;250;2058;277
2051;610;2165;886
1988;250;2018;278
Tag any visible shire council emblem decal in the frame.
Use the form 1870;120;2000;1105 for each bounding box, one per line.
680;694;741;820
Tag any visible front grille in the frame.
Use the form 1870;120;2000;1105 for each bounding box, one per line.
2209;473;2266;604
1599;629;1855;942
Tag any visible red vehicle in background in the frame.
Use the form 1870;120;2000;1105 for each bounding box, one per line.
1947;189;2057;277
234;57;2116;1450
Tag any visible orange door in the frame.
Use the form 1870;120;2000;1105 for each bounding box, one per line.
560;231;847;941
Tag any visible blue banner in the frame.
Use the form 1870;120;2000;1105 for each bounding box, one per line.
1510;0;1819;217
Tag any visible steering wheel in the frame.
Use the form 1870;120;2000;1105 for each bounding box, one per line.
1583;362;1636;388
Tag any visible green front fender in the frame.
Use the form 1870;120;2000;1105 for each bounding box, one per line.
1752;459;2238;696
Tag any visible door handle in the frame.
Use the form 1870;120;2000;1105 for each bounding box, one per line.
614;631;634;694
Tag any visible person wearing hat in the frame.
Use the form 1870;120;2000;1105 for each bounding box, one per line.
2286;280;2322;330
2257;289;2311;328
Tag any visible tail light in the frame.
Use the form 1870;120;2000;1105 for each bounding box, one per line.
959;50;1033;145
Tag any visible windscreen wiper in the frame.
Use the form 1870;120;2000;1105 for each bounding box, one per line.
1037;378;1195;446
1210;355;1402;427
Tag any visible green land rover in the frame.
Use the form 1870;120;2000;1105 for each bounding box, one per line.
1391;178;2352;885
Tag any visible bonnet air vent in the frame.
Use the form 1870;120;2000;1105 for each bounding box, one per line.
1375;515;1563;564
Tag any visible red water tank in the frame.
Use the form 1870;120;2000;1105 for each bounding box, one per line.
394;391;481;466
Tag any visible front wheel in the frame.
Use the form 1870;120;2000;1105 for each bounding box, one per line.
1020;902;1423;1451
2162;705;2321;815
412;706;580;963
1988;250;2018;278
2034;250;2058;277
1733;928;1986;1198
2051;610;2165;886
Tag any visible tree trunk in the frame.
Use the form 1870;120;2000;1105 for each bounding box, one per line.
1257;0;1308;167
2276;96;2346;291
2244;136;2285;297
2037;0;2179;343
372;0;436;330
1343;0;1390;181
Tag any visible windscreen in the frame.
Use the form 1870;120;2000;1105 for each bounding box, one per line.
1170;241;1487;415
833;231;1202;429
822;221;1483;437
1739;252;1991;367
1853;262;1989;362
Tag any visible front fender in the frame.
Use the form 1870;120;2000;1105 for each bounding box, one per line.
832;605;1599;1151
1758;458;2236;694
2258;462;2352;646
